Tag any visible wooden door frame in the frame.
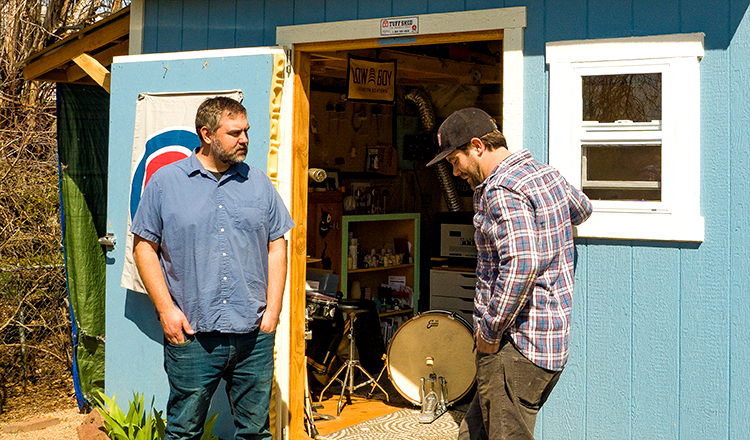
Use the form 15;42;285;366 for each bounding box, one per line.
283;9;526;438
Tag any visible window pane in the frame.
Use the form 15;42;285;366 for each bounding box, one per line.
582;144;661;201
583;73;662;123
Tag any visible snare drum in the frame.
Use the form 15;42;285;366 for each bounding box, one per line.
306;291;338;320
387;310;476;406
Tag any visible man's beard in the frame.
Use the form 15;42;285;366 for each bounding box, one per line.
212;138;247;165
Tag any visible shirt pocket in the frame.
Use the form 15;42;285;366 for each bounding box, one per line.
233;206;265;232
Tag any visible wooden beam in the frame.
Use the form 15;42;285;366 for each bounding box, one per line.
289;50;311;440
66;40;129;83
23;15;129;81
311;49;501;84
72;53;111;93
295;29;503;53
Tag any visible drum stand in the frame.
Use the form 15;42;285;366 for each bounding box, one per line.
366;354;389;399
304;309;334;438
319;301;389;416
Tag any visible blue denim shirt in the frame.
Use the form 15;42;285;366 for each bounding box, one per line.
130;152;295;333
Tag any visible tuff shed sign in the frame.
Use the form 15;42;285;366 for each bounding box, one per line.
380;16;419;36
346;56;396;104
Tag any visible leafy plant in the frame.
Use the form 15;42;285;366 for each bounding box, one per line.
94;390;220;440
94;391;165;440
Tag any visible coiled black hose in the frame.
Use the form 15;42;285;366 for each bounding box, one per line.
405;89;461;212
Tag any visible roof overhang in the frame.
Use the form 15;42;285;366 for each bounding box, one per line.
22;6;130;93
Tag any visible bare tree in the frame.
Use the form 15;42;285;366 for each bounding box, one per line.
0;0;126;414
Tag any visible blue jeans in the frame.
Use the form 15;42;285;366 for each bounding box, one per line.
163;329;276;440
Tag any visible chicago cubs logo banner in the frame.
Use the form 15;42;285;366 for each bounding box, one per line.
346;56;396;104
121;90;244;293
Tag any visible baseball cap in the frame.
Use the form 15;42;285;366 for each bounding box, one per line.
426;108;498;167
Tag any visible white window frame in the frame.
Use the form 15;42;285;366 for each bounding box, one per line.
547;33;705;242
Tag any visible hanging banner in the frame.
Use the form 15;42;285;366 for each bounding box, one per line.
346;56;396;104
121;90;243;293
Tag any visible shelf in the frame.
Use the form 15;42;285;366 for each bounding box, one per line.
340;213;420;311
379;309;413;318
348;263;413;274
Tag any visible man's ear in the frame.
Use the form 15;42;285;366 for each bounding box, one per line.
199;126;213;144
471;137;485;155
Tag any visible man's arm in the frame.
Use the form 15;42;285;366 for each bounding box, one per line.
260;236;288;333
568;183;593;226
132;235;194;343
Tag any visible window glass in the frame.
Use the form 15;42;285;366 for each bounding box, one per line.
582;73;662;123
582;144;661;201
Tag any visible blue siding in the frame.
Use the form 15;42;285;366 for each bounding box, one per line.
586;244;633;439
728;5;750;440
358;0;392;19
181;0;209;50
392;0;428;16
295;0;325;24
206;1;237;49
236;1;265;48
325;0;357;21
632;246;680;439
129;1;750;439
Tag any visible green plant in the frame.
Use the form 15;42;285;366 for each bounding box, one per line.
93;391;220;440
94;391;165;440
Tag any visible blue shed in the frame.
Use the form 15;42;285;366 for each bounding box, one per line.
40;1;749;439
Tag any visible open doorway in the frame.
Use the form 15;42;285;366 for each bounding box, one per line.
279;9;527;436
293;33;504;437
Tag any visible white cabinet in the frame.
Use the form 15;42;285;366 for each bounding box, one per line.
429;268;476;323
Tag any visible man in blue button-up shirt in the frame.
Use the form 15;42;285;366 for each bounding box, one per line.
131;97;294;440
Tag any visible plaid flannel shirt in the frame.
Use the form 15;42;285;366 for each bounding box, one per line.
473;149;592;371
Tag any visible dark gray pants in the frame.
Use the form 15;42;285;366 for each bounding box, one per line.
458;339;562;440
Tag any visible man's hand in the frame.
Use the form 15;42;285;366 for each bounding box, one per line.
159;306;195;344
476;331;500;354
259;310;279;333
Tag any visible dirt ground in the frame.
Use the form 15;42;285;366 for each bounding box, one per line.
0;377;88;440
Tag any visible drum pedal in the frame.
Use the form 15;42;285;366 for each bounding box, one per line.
419;373;447;423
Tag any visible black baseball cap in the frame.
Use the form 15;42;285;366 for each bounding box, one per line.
427;108;498;167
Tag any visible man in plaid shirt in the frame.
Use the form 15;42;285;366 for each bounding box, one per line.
427;108;592;440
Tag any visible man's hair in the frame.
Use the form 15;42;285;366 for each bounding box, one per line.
195;96;247;136
456;129;508;152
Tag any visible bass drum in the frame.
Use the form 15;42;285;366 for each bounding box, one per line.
387;310;476;406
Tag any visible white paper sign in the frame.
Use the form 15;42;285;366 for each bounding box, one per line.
380;17;418;36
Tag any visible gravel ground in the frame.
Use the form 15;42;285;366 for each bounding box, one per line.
0;406;88;440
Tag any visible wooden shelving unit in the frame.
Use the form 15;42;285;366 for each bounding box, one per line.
340;213;420;311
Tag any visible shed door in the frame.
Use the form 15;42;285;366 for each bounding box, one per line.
104;48;287;440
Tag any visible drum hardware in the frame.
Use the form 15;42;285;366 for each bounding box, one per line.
386;310;476;423
304;306;334;438
319;300;390;416
306;291;338;320
419;356;448;423
366;353;389;399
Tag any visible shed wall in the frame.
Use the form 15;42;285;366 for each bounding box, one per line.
133;1;750;438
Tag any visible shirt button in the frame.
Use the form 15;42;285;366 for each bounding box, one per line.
220;228;225;232
219;204;223;208
222;252;227;256
223;300;227;304
223;276;227;280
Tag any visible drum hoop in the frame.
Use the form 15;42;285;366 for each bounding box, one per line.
386;309;475;406
414;309;472;329
306;293;337;304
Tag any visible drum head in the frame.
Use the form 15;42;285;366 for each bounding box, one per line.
387;311;475;406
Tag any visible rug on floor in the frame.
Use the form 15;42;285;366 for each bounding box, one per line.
319;408;465;440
